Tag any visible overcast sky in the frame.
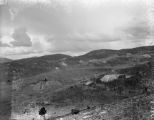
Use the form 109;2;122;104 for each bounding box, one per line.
0;0;153;59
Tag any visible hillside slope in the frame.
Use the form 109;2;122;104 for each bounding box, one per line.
1;45;154;120
0;58;12;63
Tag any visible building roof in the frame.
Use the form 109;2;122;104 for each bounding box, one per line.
100;74;123;83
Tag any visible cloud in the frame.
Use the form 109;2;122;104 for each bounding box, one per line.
0;41;9;47
0;36;11;47
0;5;11;25
12;0;149;40
67;32;120;43
13;5;71;35
122;20;150;41
49;34;115;54
0;34;53;59
12;1;128;35
11;27;32;47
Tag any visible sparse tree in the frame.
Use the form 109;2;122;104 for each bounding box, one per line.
39;107;47;120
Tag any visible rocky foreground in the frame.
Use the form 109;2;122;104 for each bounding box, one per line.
50;93;152;120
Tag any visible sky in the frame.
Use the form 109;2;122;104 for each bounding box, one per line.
0;0;153;59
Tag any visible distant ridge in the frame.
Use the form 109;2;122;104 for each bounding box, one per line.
0;58;12;63
8;45;154;61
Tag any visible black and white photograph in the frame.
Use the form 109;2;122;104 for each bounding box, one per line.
0;0;154;120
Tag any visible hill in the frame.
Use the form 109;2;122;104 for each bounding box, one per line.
0;57;12;63
1;45;154;120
